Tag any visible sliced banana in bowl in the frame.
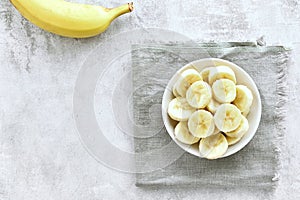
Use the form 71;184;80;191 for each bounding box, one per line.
212;79;236;103
226;135;244;146
224;115;249;138
186;81;212;108
175;121;200;145
208;66;237;85
199;133;228;159
167;97;196;121
233;85;253;113
175;69;202;97
188;110;215;138
206;98;220;114
214;104;242;133
172;84;180;97
199;67;213;82
162;58;261;159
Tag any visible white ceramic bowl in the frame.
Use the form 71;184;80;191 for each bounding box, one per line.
162;58;262;158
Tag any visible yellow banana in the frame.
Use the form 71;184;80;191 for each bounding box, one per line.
10;0;134;38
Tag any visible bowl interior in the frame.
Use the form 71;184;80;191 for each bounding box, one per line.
162;58;262;158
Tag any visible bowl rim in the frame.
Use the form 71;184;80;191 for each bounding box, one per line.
161;58;262;159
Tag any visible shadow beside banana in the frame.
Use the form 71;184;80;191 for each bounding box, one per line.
10;0;134;38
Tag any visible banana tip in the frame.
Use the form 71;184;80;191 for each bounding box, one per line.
128;2;134;12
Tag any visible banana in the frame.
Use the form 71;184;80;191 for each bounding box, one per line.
226;135;243;146
233;85;253;113
199;133;228;159
212;79;236;103
199;67;213;83
224;115;249;138
10;0;133;38
168;97;196;121
186;81;212;108
175;69;202;97
212;126;220;135
172;84;180;97
242;107;250;117
214;104;242;132
206;98;220;114
208;66;236;85
174;121;200;144
187;110;215;138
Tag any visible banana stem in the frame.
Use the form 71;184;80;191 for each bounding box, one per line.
108;2;134;20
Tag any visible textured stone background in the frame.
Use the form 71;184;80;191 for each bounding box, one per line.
1;0;300;199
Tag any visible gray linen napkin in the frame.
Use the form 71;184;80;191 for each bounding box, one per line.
132;43;289;190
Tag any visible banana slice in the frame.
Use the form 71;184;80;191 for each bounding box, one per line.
208;66;236;85
199;67;213;83
224;115;249;138
188;110;215;138
212;126;220;135
168;97;196;121
206;98;220;114
174;121;200;144
175;69;202;97
214;104;242;132
172;84;180;97
186;81;212;108
212;79;236;103
233;85;253;112
199;133;228;159
226;135;243;146
242;107;250;117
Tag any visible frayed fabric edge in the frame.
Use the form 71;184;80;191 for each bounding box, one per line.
273;50;290;189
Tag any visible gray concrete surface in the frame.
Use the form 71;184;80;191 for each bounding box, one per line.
1;0;300;199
